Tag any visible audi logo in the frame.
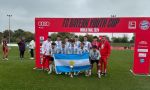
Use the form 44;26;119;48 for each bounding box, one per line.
38;21;50;27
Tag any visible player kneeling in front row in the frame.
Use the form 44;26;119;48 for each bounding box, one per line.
48;42;57;74
89;45;101;78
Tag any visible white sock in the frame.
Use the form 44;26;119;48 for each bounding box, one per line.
49;64;52;72
98;70;101;75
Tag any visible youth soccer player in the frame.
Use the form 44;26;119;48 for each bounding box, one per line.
89;45;101;78
69;39;78;54
74;36;81;48
64;37;71;49
60;41;69;54
41;36;52;71
55;35;62;53
78;42;89;54
78;42;89;76
48;42;58;74
83;36;92;51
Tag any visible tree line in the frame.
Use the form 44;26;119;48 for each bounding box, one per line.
0;29;34;43
50;33;134;43
0;29;134;43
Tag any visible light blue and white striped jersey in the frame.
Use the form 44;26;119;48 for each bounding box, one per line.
89;49;101;60
83;41;92;50
60;47;70;54
75;41;81;48
78;47;89;54
65;42;71;48
69;45;78;54
49;47;58;56
55;41;62;54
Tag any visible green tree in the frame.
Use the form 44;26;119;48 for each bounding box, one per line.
24;31;34;42
13;29;25;38
130;35;135;43
111;37;121;43
50;33;57;41
121;36;129;43
13;29;34;42
50;32;76;42
2;29;34;43
79;35;84;42
86;34;93;42
3;30;14;42
57;32;75;40
112;36;129;43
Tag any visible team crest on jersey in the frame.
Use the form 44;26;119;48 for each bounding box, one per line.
139;20;150;30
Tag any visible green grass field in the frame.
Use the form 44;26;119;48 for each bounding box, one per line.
0;46;150;90
111;43;134;47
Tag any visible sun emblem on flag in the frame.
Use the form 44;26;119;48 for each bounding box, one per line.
69;61;75;66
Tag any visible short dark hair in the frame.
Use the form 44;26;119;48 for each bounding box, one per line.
57;35;61;38
51;42;56;45
93;36;97;39
62;41;65;44
92;45;97;49
70;39;75;43
84;36;88;38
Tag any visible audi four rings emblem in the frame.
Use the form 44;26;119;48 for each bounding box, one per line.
38;21;50;27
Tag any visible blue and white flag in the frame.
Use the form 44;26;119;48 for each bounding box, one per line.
54;53;90;73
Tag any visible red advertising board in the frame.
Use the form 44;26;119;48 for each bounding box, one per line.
35;17;150;75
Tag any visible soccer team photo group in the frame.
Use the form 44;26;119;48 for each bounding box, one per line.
37;35;110;78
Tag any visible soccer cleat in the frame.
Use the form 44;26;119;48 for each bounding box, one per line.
57;72;62;74
30;58;34;60
33;67;37;70
5;58;8;60
74;72;79;76
70;73;73;78
101;72;104;76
